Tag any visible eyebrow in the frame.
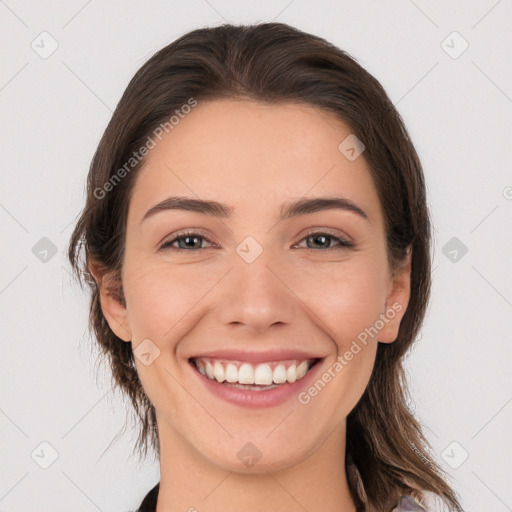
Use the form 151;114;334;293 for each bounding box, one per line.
141;195;369;224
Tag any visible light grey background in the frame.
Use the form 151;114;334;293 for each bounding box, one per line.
1;1;511;511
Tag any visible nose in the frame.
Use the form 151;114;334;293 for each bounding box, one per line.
216;254;297;334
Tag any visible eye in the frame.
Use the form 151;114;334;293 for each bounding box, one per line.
159;231;215;252
159;230;355;252
294;231;355;251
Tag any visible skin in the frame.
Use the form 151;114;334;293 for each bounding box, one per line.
92;99;411;511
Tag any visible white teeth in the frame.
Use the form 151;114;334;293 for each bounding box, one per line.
254;364;273;385
225;363;238;383
273;364;287;384
297;360;308;379
194;358;315;386
213;362;225;382
286;364;297;383
238;363;254;384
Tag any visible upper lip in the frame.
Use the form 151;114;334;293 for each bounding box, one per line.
189;349;324;363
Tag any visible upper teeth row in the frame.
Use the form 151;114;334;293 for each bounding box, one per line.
194;359;312;385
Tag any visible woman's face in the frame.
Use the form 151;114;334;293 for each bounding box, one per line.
98;98;411;473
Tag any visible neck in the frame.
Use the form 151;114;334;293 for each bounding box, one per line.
155;419;357;512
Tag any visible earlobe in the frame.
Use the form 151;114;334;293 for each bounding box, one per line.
378;247;412;344
89;260;132;342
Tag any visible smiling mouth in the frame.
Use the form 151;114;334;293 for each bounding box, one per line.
190;357;321;390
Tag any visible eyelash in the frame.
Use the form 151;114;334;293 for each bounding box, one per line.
159;230;355;252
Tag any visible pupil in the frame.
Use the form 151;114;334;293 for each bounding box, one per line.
311;235;329;249
182;236;200;249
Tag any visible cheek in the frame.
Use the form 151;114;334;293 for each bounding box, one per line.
122;260;213;340
295;258;388;345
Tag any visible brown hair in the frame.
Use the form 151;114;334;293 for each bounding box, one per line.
68;22;462;511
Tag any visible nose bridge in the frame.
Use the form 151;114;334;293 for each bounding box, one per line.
218;246;296;333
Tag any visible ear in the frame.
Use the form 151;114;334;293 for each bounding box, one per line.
89;259;132;342
378;246;412;344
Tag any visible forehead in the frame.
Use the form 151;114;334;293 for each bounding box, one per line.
127;99;382;226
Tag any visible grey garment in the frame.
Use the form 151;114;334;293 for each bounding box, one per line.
393;495;427;511
393;492;455;512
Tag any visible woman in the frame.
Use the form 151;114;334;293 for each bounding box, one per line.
68;22;463;512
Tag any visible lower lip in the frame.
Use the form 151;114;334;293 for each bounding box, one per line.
189;359;324;408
